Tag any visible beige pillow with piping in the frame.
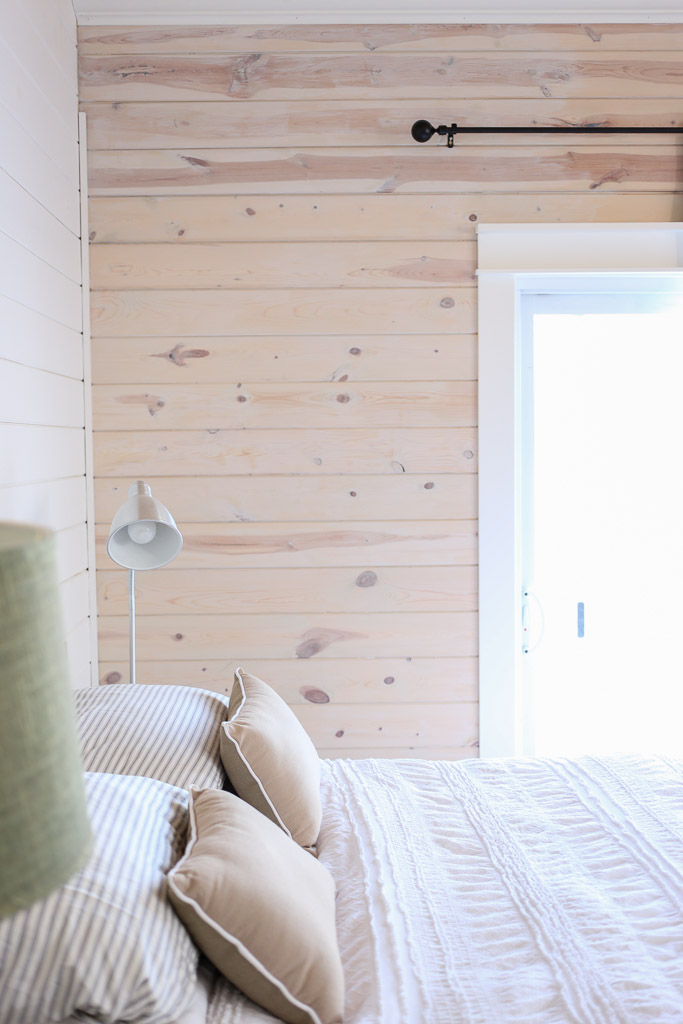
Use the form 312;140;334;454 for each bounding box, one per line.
219;668;322;850
167;787;344;1024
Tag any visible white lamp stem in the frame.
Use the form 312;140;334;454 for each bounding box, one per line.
129;567;136;686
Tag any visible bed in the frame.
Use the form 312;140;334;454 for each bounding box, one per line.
2;674;683;1024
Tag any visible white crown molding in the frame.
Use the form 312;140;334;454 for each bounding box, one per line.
73;3;683;26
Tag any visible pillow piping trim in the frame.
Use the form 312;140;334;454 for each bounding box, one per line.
168;788;325;1024
224;667;293;840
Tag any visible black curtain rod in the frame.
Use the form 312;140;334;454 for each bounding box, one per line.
411;119;683;148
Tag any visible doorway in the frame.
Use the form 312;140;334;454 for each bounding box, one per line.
522;291;683;757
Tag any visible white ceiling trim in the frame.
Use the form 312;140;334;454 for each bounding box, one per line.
73;2;683;26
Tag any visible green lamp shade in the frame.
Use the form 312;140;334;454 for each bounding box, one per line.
0;523;91;919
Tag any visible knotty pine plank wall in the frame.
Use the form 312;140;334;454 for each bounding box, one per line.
78;22;683;758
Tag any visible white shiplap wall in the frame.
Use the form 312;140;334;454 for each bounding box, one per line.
0;0;93;687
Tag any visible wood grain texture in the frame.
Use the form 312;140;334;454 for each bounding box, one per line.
79;52;683;103
83;23;682;754
97;611;478;659
292;701;478;750
94;474;478;523
98;655;478;702
90;287;477;336
81;99;683;150
86;146;682;196
95;520;478;568
89;240;476;289
93;427;477;475
87;194;683;244
97;565;478;614
92;381;477;430
91;334;477;383
77;23;683;54
317;746;477;760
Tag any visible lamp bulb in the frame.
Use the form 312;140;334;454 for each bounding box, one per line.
127;521;157;545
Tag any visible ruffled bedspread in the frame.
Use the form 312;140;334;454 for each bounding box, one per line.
206;754;683;1024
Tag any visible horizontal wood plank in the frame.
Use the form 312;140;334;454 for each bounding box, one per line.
86;146;683;196
93;427;477;476
81;98;683;150
79;52;683;103
293;701;478;750
91;334;477;384
22;0;77;88
317;746;477;760
0;425;86;485
95;520;478;568
0;296;83;378
0;232;82;331
94;475;477;523
98;655;478;702
97;610;478;659
89;240;476;290
0;361;84;428
77;23;683;55
0;169;81;284
0;476;86;532
0;104;79;234
66;618;92;690
87;193;683;244
56;523;88;582
97;565;477;615
0;35;78;184
3;0;77;134
92;381;476;430
90;287;477;336
61;571;90;633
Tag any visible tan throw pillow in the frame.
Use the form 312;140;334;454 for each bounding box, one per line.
219;668;322;849
167;788;344;1024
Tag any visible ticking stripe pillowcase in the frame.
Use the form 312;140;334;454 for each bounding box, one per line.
0;773;199;1024
74;683;230;790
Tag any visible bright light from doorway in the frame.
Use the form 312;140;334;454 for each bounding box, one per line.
525;299;683;758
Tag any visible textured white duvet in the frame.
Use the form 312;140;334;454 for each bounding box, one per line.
205;753;683;1024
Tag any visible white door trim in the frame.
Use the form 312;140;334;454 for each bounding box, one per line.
477;222;683;758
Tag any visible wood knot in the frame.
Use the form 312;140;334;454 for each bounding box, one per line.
336;393;351;403
356;570;377;588
424;481;435;489
301;687;330;704
173;633;184;641
469;213;478;222
384;676;395;685
335;730;344;738
440;296;455;308
105;671;121;684
349;347;361;355
464;449;474;459
237;394;247;403
349;490;357;497
245;207;256;216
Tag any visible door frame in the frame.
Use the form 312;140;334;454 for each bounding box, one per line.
477;222;683;758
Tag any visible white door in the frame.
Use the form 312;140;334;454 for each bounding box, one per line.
522;291;683;758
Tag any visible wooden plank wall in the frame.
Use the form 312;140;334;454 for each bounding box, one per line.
78;22;683;757
0;0;93;688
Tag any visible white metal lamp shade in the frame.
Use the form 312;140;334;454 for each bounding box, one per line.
107;481;182;570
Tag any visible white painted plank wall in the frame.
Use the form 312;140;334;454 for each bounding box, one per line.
0;1;92;687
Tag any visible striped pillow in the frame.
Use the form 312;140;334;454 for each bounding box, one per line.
75;683;230;790
0;772;199;1024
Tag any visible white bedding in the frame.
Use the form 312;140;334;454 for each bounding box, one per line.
205;753;683;1024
